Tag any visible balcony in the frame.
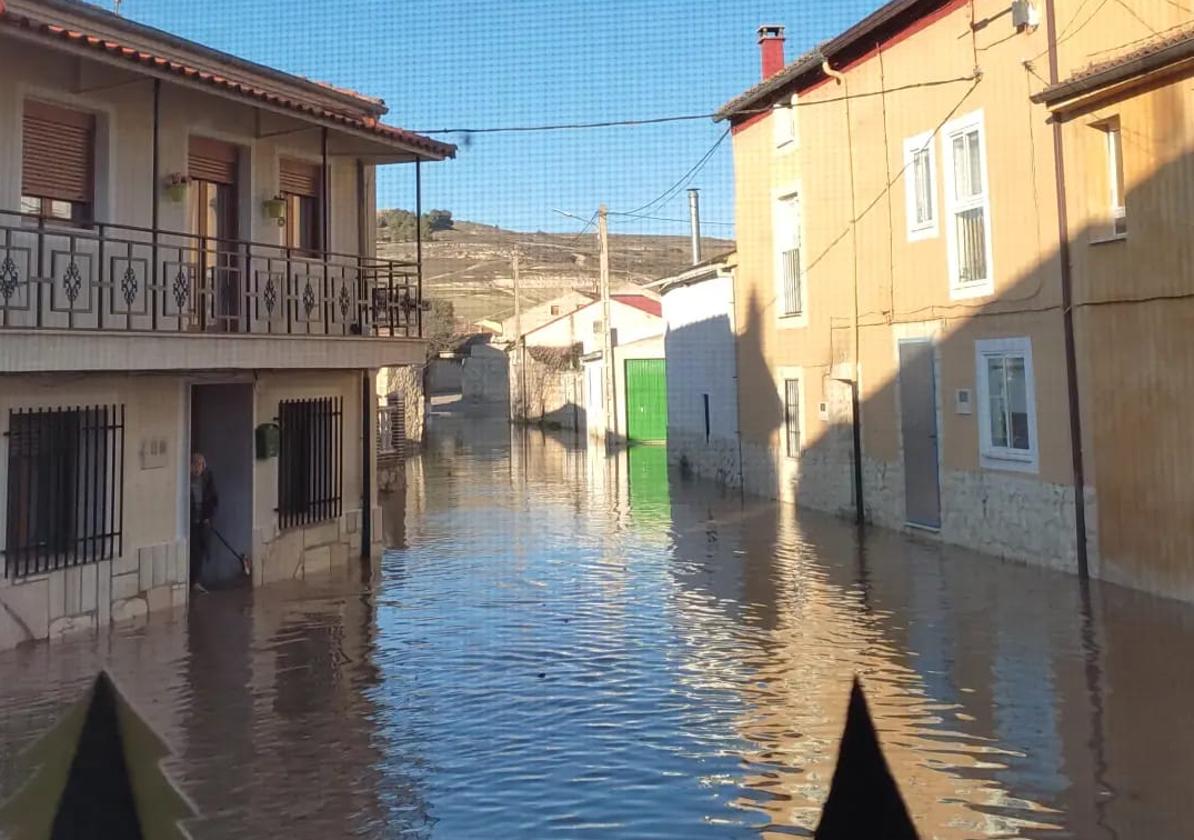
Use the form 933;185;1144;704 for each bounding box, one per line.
0;212;428;373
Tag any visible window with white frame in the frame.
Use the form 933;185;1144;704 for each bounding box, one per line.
975;338;1037;471
943;112;993;297
903;131;937;240
1100;118;1127;237
773;192;803;318
773;96;796;148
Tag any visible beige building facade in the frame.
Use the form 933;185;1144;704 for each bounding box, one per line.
719;0;1194;596
0;0;453;648
1036;16;1194;599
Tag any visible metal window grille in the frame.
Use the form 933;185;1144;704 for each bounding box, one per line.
4;405;124;578
781;247;802;316
955;207;987;283
277;397;342;529
378;396;405;463
784;379;800;456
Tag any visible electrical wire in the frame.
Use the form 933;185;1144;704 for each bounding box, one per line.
411;74;977;135
607;211;733;227
619;128;730;217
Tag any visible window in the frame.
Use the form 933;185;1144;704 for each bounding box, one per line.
593;319;604;335
784;378;801;457
903;132;937;240
278;397;343;529
280;158;323;253
773;97;796;148
4;405;125;578
943;112;993;297
774;192;803;318
975;338;1037;471
1101;119;1127;237
550;305;560;316
22;101;95;224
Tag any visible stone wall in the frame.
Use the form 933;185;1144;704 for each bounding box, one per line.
667;430;742;488
253;506;382;585
381;364;425;448
735;434;1095;576
0;538;188;650
511;350;584;431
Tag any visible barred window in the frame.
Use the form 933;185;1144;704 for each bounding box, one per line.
278;397;343;529
784;379;801;457
4;405;125;578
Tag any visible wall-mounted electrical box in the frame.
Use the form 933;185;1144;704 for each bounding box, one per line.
255;422;280;459
1012;0;1040;31
818;401;829;421
955;389;973;415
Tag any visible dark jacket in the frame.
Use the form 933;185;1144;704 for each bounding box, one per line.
192;469;218;525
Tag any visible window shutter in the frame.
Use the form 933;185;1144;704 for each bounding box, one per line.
188;137;238;184
22;101;95;204
279;159;321;197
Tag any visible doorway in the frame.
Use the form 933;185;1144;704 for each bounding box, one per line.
898;340;941;529
624;358;668;443
190;383;254;587
188;137;241;332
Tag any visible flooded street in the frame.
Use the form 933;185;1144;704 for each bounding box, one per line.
2;415;1193;838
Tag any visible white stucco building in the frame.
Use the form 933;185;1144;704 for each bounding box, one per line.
659;253;741;485
0;0;454;649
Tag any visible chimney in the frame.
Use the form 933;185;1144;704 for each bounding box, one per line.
758;25;786;79
687;189;702;266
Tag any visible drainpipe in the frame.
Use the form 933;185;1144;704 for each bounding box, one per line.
321;127;330;252
151;78;160;331
824;54;866;526
415;159;424;338
1044;0;1090;578
360;370;372;559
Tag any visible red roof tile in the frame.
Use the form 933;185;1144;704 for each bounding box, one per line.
612;295;662;318
0;9;454;159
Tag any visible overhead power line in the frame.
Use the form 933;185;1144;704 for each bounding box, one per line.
607;211;733;227
412;74;977;135
620;128;730;217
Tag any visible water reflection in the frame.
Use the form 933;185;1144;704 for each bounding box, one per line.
0;417;1191;837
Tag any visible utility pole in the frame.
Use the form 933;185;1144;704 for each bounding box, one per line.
688;188;702;265
598;205;615;445
512;249;527;422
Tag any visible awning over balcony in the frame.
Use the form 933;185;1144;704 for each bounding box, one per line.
0;0;455;163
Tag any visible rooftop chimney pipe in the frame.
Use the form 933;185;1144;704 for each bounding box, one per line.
758;25;786;79
688;189;702;265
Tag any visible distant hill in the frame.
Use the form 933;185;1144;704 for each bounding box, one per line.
377;213;734;326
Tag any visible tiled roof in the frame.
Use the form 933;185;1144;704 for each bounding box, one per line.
0;4;455;159
715;0;955;122
1035;25;1194;105
612;295;663;318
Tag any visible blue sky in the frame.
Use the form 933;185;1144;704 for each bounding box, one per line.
120;0;883;237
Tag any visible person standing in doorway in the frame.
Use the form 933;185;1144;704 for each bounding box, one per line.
190;453;218;594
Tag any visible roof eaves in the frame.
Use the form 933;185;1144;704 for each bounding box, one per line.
1032;29;1194;108
20;0;386;120
715;0;943;122
0;6;456;159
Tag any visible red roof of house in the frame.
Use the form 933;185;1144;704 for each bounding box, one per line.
612;295;662;318
0;2;455;159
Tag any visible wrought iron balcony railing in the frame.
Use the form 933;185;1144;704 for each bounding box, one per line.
0;212;421;338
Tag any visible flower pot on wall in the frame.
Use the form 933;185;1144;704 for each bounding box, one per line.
263;197;286;227
165;181;188;203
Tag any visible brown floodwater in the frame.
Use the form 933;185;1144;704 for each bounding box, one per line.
1;414;1192;838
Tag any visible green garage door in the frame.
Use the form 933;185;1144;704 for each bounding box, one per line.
625;358;668;442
